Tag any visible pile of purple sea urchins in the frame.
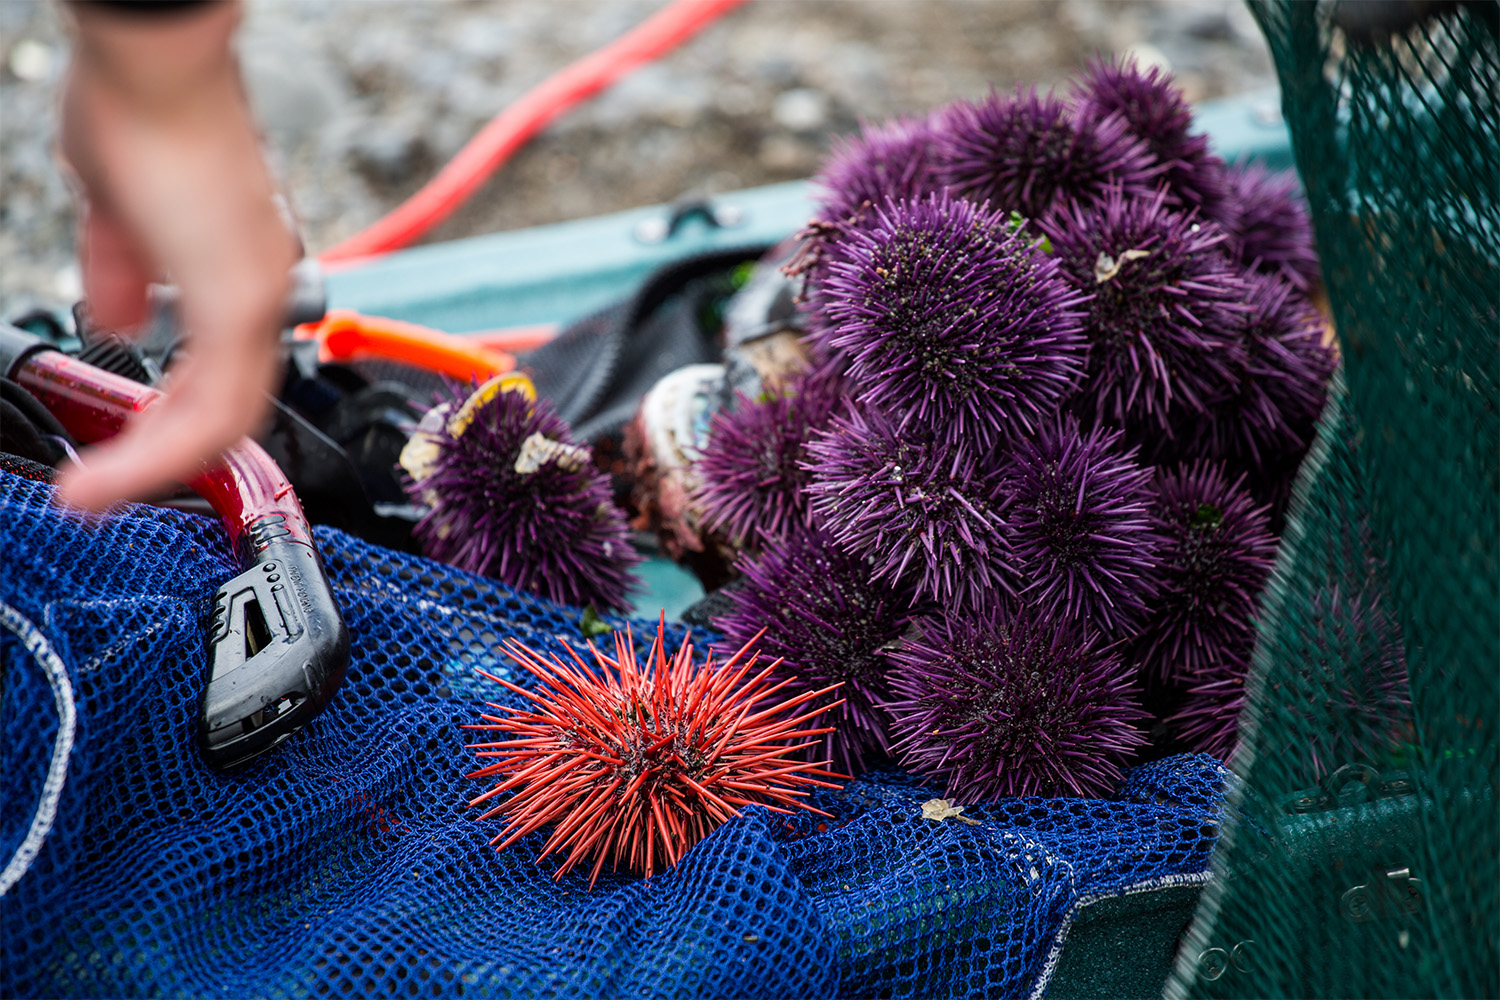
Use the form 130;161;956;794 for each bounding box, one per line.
699;59;1336;799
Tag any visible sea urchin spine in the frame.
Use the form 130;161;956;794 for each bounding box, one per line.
805;405;1013;609
1134;461;1277;683
937;85;1159;222
817;192;1089;449
887;601;1148;800
465;619;846;887
1044;186;1248;436
714;526;916;774
814;113;943;233
1000;415;1163;636
1206;272;1335;471
692;369;847;548
1073;57;1227;212
1213;160;1321;293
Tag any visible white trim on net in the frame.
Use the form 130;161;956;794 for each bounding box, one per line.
0;599;77;897
1026;869;1214;1000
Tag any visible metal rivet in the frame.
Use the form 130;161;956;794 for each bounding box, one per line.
1386;867;1424;914
1200;947;1229;981
1342;884;1375;923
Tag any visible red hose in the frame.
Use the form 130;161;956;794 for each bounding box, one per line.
14;351;313;552
319;0;748;265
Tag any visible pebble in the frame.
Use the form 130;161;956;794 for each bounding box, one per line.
772;88;830;133
348;119;430;187
7;39;53;82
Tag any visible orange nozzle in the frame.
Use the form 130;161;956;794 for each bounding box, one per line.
297;309;518;381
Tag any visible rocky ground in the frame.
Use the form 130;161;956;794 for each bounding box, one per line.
0;0;1276;318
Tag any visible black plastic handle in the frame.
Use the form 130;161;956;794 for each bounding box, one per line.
201;536;349;769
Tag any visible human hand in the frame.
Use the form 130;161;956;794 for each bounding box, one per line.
56;0;297;511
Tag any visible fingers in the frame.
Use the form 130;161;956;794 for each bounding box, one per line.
56;184;297;512
54;327;281;511
55;154;297;511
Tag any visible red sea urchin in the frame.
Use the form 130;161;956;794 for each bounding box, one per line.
406;381;641;612
714;526;917;774
887;601;1148;800
804;405;1013;609
1134;461;1278;683
1073;57;1228;213
1000;415;1163;636
692;368;847;548
815;193;1089;449
465;620;845;887
1044;186;1248;437
936;85;1158;221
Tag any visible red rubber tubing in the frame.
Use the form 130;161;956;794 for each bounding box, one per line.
15;351;313;553
319;0;748;265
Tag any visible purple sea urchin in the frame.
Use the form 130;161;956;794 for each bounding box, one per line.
1134;462;1277;683
713;527;916;774
1044;187;1248;435
407;382;640;612
1168;586;1412;772
815;114;942;232
795;115;944;311
887;601;1149;799
1165;655;1251;761
1073;57;1228;212
1000;415;1162;636
805;406;1012;609
1213;161;1322;292
937;86;1158;221
815;193;1089;448
1269;586;1412;780
1189;272;1336;476
692;369;847;548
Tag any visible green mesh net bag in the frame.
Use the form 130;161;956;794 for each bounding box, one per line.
1168;2;1498;997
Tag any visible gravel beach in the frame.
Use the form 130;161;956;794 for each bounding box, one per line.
0;0;1276;318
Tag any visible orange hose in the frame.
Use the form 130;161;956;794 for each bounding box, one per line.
319;0;748;264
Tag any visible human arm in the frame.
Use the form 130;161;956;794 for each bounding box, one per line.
56;0;297;510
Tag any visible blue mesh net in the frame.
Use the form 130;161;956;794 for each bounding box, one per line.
1;468;1226;998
